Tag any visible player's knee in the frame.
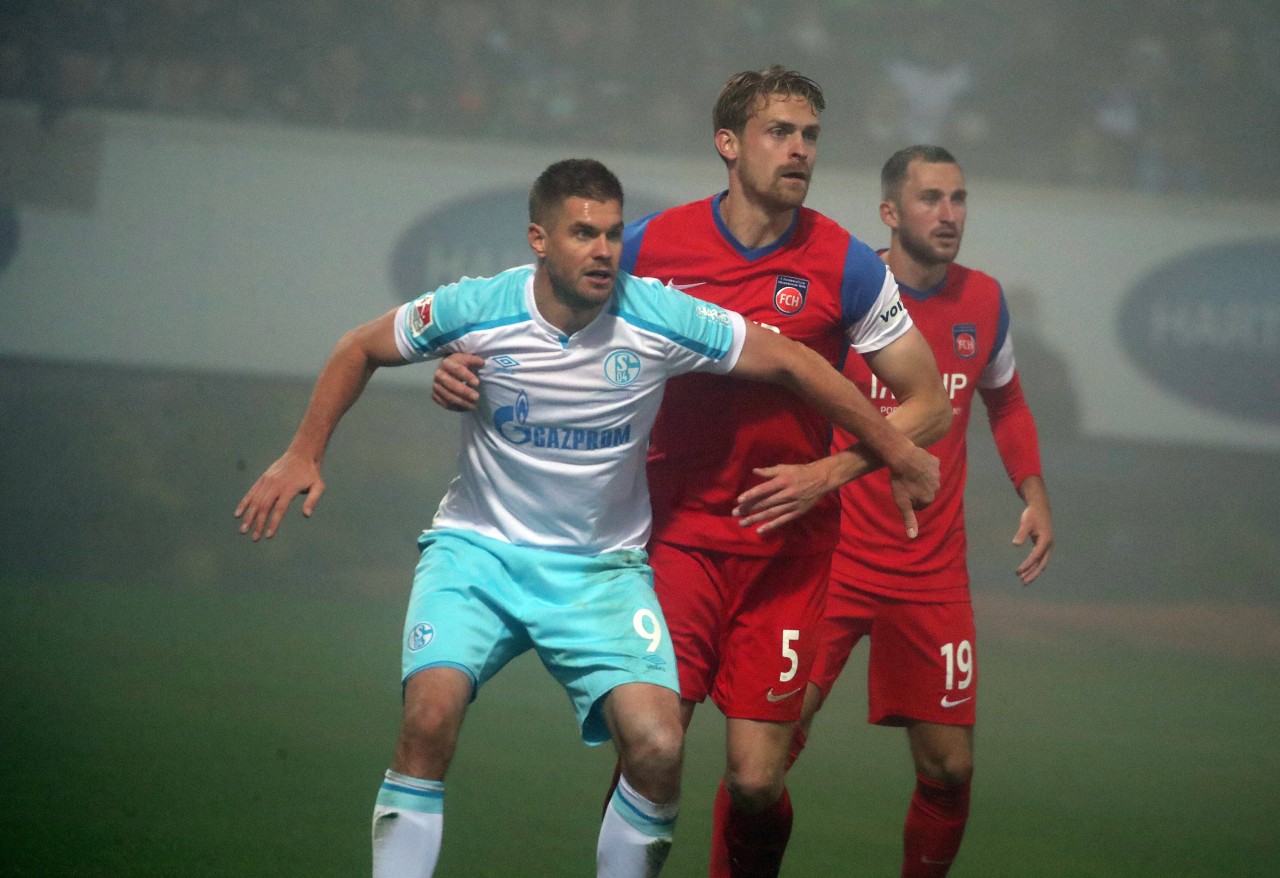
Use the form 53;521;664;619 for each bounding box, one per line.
621;719;684;777
399;698;462;754
618;721;683;803
918;750;973;788
725;764;785;813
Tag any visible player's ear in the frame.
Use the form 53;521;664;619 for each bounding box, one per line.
527;222;547;259
715;128;738;163
880;199;899;230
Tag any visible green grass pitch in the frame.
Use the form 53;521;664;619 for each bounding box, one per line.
3;576;1279;876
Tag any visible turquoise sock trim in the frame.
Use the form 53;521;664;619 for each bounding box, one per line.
611;784;677;838
376;771;445;815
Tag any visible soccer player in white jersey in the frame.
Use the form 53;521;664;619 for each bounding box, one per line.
235;158;939;878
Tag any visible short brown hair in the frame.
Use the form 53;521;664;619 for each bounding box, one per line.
529;158;624;225
880;145;959;202
712;65;826;135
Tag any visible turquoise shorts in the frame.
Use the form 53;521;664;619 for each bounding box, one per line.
401;528;679;745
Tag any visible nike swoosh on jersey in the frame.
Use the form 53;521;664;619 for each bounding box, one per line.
766;686;804;703
940;695;973;708
667;279;707;291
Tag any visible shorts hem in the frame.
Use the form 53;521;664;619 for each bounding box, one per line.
873;711;975;728
403;661;479;699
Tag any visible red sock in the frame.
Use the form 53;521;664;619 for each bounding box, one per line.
901;773;970;877
709;779;794;878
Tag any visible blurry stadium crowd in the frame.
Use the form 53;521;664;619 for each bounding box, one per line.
3;0;1279;198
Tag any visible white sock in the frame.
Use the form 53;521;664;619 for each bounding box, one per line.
372;769;445;878
596;775;678;878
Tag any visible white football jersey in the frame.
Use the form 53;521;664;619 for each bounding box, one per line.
394;265;747;554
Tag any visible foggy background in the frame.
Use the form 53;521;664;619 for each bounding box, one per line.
2;1;1279;874
5;0;1280;197
3;0;1277;594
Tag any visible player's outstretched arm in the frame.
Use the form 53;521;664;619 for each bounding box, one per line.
1012;475;1053;584
728;322;942;535
734;324;948;536
235;309;405;541
431;353;485;411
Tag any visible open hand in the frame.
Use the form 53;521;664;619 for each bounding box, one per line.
234;451;324;541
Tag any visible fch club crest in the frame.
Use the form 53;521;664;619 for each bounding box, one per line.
953;323;977;359
773;275;809;316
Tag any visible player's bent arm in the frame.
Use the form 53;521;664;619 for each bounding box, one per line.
733;325;947;536
285;310;407;460
729;321;922;472
235;309;408;541
778;325;951;490
846;325;950;457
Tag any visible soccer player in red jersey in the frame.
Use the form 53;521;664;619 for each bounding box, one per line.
433;69;952;876
741;145;1055;876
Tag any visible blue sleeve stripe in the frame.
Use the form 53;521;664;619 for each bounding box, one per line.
615;308;730;360
401;269;532;354
840;239;890;324
408;311;530;354
434;313;530;350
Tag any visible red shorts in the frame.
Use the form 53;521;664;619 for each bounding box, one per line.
810;581;977;726
649;540;829;722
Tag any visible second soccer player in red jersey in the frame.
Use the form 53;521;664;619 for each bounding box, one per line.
627;70;952;878
740;145;1055;877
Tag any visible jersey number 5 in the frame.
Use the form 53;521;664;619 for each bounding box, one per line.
780;629;800;682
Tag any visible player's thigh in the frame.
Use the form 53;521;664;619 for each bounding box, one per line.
603;682;684;759
725;715;794;785
400;666;473;738
648;540;727;703
712;551;829;722
866;598;977;726
808;576;876;701
400;530;531;690
525;547;680;746
907;720;974;783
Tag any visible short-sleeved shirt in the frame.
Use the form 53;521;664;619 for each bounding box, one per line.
831;260;1013;601
622;193;912;556
394;264;747;556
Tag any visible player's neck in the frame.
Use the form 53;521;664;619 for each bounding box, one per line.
540;300;604;336
718;189;794;250
532;272;607;336
886;244;947;292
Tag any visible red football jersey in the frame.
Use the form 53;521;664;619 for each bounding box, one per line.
831;260;1022;601
622;194;910;556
